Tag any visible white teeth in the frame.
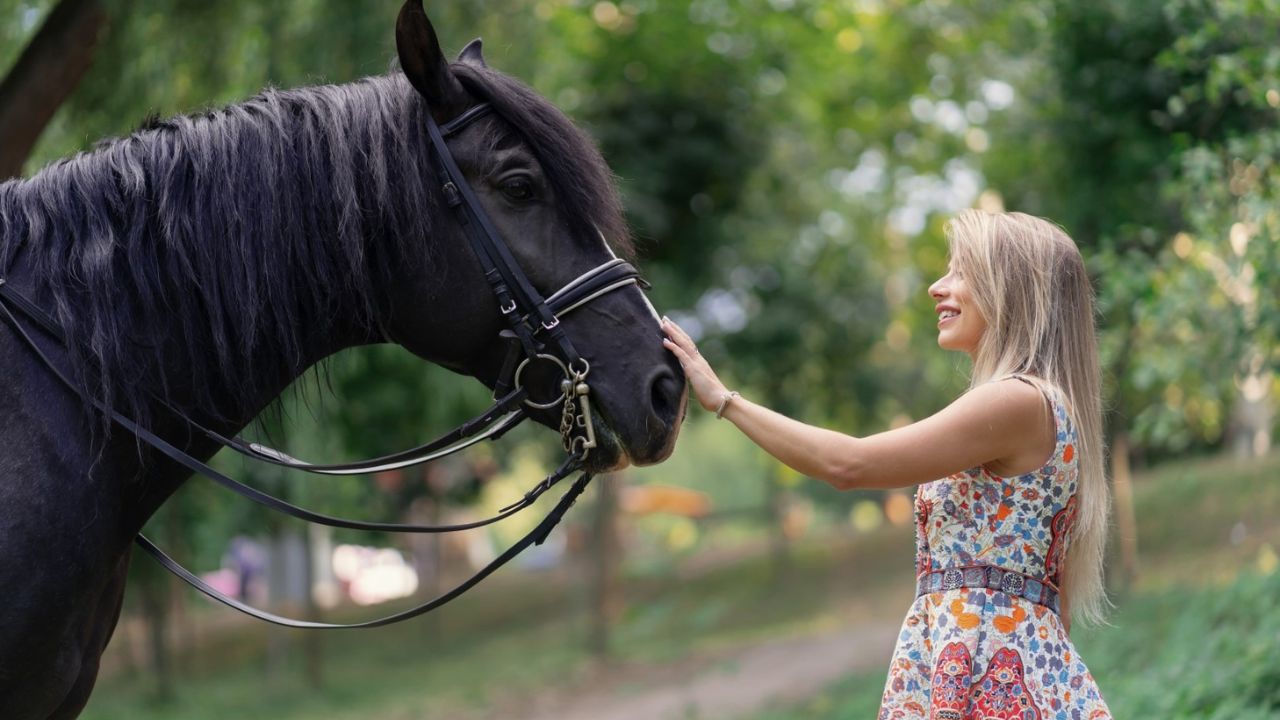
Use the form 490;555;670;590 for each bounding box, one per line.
939;310;959;320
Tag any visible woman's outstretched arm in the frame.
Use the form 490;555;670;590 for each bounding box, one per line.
662;317;1052;490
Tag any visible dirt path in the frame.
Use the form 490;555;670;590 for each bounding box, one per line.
504;620;899;720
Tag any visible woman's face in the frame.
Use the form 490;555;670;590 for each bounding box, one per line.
928;261;987;357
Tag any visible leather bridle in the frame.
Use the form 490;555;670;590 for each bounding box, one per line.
0;100;650;628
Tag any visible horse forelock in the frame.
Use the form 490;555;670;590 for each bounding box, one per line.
452;63;634;261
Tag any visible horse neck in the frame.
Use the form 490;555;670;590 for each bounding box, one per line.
0;75;435;446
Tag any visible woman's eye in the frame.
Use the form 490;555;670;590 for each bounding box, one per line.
500;176;536;202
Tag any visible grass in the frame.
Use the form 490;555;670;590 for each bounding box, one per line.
1074;570;1280;719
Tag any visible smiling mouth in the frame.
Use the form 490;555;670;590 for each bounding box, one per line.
938;310;959;323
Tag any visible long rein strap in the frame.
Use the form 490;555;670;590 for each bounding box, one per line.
135;471;593;630
0;286;597;626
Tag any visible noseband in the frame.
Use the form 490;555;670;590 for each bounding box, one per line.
0;100;651;629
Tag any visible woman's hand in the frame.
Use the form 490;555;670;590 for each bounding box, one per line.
661;317;730;412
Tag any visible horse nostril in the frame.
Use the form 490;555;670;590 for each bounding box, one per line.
649;368;683;426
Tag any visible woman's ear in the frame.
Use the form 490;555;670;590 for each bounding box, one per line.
396;0;467;118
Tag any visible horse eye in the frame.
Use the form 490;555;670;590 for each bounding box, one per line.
499;175;536;202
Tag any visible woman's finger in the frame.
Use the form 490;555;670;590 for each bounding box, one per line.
662;338;689;366
661;316;688;342
662;318;699;355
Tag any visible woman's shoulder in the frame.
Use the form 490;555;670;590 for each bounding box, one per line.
962;374;1052;417
984;374;1072;418
953;377;1058;474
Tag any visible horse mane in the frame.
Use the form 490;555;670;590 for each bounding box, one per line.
0;65;631;431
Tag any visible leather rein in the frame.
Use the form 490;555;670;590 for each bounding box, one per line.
0;101;649;629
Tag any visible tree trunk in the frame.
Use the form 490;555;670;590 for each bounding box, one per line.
0;0;106;179
586;473;622;660
410;490;444;642
767;466;792;580
1109;431;1139;590
1106;307;1141;591
302;524;324;689
137;557;173;704
1231;348;1273;458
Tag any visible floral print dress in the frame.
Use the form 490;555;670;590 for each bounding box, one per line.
878;378;1111;720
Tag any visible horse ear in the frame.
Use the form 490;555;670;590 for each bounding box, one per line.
458;38;487;68
396;0;465;110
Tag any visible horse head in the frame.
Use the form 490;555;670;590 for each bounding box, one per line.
381;1;685;471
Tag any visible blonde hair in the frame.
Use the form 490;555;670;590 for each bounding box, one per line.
945;209;1110;626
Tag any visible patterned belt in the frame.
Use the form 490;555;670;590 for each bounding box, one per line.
915;564;1060;615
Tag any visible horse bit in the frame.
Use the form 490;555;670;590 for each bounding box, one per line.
0;99;650;629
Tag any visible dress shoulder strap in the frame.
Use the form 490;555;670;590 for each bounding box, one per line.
992;373;1061;404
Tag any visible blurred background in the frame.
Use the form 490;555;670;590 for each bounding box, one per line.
3;0;1278;718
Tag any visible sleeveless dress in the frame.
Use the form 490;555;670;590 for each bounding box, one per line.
878;378;1111;719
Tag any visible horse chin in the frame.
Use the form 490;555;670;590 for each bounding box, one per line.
583;428;633;473
587;408;685;473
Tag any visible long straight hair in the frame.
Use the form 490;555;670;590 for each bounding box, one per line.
946;209;1109;626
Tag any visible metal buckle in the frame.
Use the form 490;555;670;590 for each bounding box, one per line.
513;353;570;410
542;317;560;331
499;299;517;315
442;181;462;207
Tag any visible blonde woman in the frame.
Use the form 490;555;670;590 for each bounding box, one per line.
662;210;1112;718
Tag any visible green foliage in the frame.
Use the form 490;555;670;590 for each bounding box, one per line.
1074;570;1280;719
974;0;1280;454
0;1;53;72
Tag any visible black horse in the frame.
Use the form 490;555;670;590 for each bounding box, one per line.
0;3;685;716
